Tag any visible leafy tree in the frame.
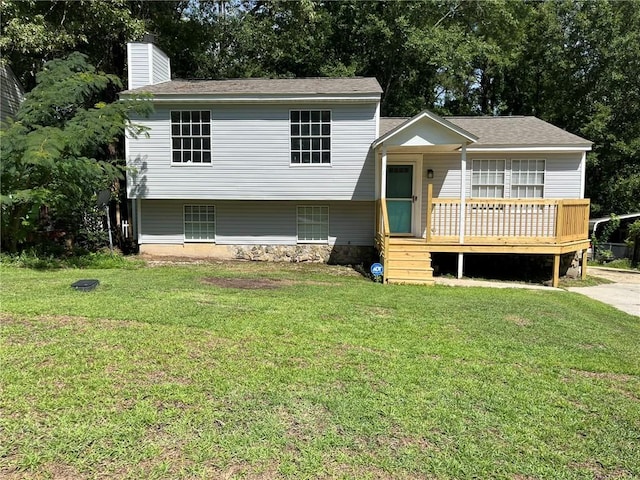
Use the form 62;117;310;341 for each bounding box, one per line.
627;220;640;267
0;0;146;89
500;0;640;216
0;53;151;252
2;0;638;221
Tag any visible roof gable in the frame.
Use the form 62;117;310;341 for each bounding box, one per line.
378;115;592;149
373;110;478;149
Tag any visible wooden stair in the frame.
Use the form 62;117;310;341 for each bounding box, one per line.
383;238;434;285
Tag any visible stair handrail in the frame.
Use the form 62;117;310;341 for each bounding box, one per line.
376;199;391;281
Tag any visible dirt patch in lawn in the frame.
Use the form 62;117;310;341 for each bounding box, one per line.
569;461;632;479
0;462;84;480
201;277;332;289
570;369;637;382
201;277;288;289
504;314;532;327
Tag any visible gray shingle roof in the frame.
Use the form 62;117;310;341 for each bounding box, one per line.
379;116;591;147
122;77;382;95
379;117;411;136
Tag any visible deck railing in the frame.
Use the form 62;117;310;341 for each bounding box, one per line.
375;199;391;273
425;184;590;244
375;189;589;253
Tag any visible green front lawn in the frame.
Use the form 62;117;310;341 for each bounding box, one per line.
1;261;639;479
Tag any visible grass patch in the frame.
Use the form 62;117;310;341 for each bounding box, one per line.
588;258;640;271
1;261;639;479
558;275;615;288
600;258;640;271
0;251;145;270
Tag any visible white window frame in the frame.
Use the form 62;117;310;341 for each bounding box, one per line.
471;159;506;198
170;110;212;165
290;110;332;166
511;159;545;198
296;205;329;244
183;205;215;242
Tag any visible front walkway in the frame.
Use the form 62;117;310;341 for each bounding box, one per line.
434;267;640;317
567;267;640;317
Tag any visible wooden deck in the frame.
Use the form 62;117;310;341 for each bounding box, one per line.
375;190;590;286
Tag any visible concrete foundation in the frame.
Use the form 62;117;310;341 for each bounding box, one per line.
140;243;236;259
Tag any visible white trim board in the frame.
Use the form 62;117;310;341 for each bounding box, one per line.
466;146;592;153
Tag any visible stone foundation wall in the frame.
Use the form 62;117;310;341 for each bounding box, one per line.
141;243;377;265
233;244;377;265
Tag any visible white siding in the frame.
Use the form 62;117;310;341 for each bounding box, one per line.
422;155;462;198
139;199;187;244
127;43;151;90
420;152;583;200
127;103;377;201
151;46;171;85
127;43;171;89
139;200;374;246
544;153;583;198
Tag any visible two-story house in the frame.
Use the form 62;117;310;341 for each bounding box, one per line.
122;41;592;286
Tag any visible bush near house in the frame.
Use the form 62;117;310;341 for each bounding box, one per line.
0;53;150;254
628;219;640;267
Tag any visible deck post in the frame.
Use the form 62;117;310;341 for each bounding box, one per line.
381;144;387;200
426;183;433;243
375;200;379;236
459;143;467;245
552;254;561;288
381;144;388;283
581;249;588;280
556;201;565;242
457;143;467;279
580;151;586;198
457;253;464;279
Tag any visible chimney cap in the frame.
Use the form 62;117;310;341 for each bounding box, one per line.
142;33;157;44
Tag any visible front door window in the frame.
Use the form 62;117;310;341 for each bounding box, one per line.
386;165;413;234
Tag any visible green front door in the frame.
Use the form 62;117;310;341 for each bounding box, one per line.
386;164;414;234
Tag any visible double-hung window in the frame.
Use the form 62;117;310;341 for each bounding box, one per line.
290;110;331;164
184;205;215;241
297;206;329;243
471;160;506;198
511;159;545;198
171;111;211;164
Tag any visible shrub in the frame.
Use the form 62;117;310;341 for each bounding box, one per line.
627;219;640;267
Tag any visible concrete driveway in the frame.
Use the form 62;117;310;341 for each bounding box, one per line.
567;267;640;317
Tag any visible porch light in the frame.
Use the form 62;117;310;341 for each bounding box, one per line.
427;169;434;179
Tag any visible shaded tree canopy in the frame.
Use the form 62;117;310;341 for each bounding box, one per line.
2;0;639;217
0;53;151;251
